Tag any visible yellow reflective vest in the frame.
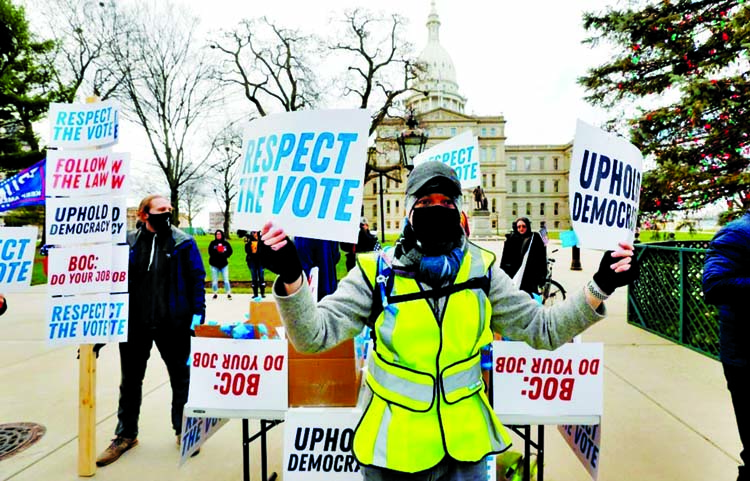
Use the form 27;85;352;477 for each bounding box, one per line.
354;243;512;472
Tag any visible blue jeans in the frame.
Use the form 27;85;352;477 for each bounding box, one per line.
210;265;231;294
361;457;487;481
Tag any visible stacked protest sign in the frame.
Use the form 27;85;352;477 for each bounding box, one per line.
0;227;38;292
412;131;481;189
44;100;130;345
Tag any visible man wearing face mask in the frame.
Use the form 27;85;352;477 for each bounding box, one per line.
259;161;639;481
96;194;206;467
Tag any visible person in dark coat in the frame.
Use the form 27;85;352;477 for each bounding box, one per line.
703;209;750;481
499;217;548;296
295;237;340;301
207;229;233;299
341;217;380;272
243;230;266;299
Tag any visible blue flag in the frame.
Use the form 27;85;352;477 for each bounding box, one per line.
0;159;46;212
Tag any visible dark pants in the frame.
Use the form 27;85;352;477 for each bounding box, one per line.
115;325;192;439
249;261;264;297
724;363;748;481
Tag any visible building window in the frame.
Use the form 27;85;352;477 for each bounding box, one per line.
437;127;444;136
490;127;497;136
554;180;559;193
554;203;559;216
450;127;457;136
372;205;377;217
524;157;531;170
525;180;531;193
481;147;487;161
481;127;487;136
554;221;560;229
491;173;496;187
491;198;497;213
512;203;518;216
386;200;391;214
539;180;545;193
526;203;532;216
386;178;391;189
395;200;399;213
395;220;400;230
510;157;517;171
386;221;391;230
373;182;377;194
540;203;545;216
511;180;517;193
539;156;545;170
482;174;487;186
491;219;497;229
554;157;559;170
491;146;497;160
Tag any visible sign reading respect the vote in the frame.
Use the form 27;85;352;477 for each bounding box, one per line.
0;227;37;292
559;423;602;480
46;244;128;296
46;292;128;345
45;196;122;246
187;338;288;414
178;416;229;466
283;409;362;481
412;131;480;189
570;120;642;250
234;109;369;244
492;341;603;420
46;150;130;197
48;100;119;148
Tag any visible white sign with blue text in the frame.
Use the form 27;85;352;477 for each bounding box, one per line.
569;120;642;251
0;227;38;292
48;100;119;149
412;131;480;189
234;109;370;244
46;292;129;345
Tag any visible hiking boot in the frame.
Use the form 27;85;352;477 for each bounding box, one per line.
96;436;138;467
176;434;200;457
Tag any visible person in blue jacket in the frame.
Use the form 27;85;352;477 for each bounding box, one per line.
97;194;206;467
703;208;750;481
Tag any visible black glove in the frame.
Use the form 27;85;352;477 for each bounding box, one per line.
77;343;106;359
593;250;640;295
260;237;303;284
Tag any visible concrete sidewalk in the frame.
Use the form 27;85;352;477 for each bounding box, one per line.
0;242;742;481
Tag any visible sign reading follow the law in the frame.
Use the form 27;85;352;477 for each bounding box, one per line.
492;341;603;423
569;120;643;251
186;338;288;416
46;150;130;197
234;109;370;244
0;227;37;292
412;131;480;189
48;100;119;149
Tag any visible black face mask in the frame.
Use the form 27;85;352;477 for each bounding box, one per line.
411;206;462;254
147;212;171;233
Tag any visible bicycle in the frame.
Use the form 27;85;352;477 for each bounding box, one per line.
541;249;566;305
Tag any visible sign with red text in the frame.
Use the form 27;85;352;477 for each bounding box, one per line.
283;408;362;481
187;338;288;416
46;292;128;345
45;196;119;246
46;150;130;197
412;131;480;189
558;423;601;480
492;341;603;420
46;244;128;295
178;416;229;466
0;227;37;292
234;109;369;244
570;120;642;251
48;100;119;149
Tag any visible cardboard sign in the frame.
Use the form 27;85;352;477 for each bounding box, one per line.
412;131;481;189
234;109;370;244
46;244;128;296
178;416;229;465
46;292;129;345
45;196;119;246
0;227;38;292
492;341;603;422
46;150;130;197
569;120;642;251
558;423;601;480
187;338;288;416
48;100;119;148
283;408;362;481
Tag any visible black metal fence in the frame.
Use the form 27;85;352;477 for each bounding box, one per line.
628;241;720;361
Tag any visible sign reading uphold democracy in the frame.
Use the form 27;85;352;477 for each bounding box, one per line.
234;109;369;244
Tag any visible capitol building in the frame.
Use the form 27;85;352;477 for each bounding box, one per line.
366;2;572;238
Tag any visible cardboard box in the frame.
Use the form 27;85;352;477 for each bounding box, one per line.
194;324;229;338
249;300;283;329
288;339;360;407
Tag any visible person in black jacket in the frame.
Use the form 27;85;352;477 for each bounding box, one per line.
341;217;380;272
500;217;547;297
242;230;266;299
207;230;233;300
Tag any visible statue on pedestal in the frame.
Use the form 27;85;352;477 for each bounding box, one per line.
473;186;488;211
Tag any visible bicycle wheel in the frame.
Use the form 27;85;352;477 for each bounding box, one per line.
542;279;566;306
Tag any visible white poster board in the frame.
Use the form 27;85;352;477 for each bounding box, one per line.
46;244;128;296
46;292;129;345
48;100;119;148
234;109;370;244
558;423;601;480
412;131;481;189
283;408;362;481
492;341;603;424
45;196;115;246
0;227;38;292
569;120;642;251
186;338;288;418
45;151;130;199
178;416;229;465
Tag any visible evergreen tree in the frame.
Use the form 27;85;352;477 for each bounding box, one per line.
580;0;750;215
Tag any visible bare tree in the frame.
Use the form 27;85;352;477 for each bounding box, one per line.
211;17;321;115
180;179;206;231
208;124;243;238
105;0;219;225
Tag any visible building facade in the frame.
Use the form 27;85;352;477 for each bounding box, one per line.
365;2;571;238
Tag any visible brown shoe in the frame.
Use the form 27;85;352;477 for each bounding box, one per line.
96;436;138;467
